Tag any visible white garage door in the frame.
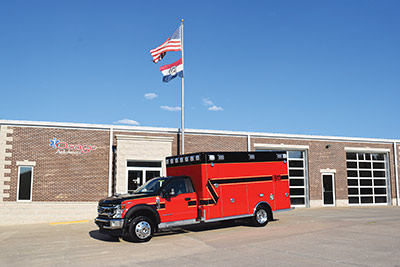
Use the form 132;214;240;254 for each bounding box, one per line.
346;152;389;205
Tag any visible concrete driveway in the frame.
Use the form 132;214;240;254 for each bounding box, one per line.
0;206;399;267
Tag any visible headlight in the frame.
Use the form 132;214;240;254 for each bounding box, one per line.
114;204;125;218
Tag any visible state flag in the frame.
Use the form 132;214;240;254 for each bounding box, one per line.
160;58;183;83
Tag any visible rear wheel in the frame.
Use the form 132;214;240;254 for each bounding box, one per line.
128;216;154;242
252;206;269;227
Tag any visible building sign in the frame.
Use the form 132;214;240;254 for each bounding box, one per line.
49;138;97;154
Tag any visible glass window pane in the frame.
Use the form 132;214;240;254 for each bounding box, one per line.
348;188;358;195
359;171;372;177
164;179;188;195
127;161;162;167
373;162;385;169
289;169;304;177
290;188;304;196
288;151;303;159
349;197;359;204
374;179;386;186
360;188;373;195
374;188;386;195
347;170;358;177
357;153;364;160
371;154;384;161
373;171;386;178
375;196;387;203
361;197;373;203
347;162;357;168
348;179;358;186
346;153;356;160
290;198;305;205
288;160;303;168
289;179;304;186
360;179;372;186
359;162;371;169
128;170;142;192
146;171;160;180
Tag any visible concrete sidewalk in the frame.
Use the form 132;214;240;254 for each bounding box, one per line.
0;206;399;267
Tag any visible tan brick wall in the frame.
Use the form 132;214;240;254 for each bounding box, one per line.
184;134;247;153
5;127;110;202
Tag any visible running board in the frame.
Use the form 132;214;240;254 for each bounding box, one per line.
204;214;253;223
158;219;200;229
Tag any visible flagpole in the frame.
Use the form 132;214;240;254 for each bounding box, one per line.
180;19;185;155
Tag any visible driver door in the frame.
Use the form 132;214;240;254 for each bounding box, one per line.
158;177;197;223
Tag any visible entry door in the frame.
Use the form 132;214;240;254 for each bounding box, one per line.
322;173;335;206
159;177;198;222
127;167;161;193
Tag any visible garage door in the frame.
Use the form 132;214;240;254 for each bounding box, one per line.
346;152;389;205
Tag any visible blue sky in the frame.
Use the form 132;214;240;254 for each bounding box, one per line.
1;0;399;139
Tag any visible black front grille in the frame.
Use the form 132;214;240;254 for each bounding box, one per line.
97;205;116;218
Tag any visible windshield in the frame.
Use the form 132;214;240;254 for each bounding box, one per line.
134;177;167;194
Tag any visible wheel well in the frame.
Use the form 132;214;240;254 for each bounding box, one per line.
131;210;158;230
255;202;273;221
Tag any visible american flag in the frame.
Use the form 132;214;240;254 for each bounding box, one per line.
150;26;181;63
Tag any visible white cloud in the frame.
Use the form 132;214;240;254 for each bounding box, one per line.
161;105;181;112
113;119;140;125
202;98;213;106
144;93;158;100
208;105;224;111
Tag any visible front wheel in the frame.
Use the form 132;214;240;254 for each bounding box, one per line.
128;216;154;242
251;206;269;227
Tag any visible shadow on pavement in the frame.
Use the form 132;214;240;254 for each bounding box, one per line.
89;218;279;242
89;230;121;242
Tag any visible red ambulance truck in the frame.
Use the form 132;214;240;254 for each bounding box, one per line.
95;151;291;242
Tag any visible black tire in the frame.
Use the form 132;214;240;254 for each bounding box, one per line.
128;216;154;242
251;205;269;227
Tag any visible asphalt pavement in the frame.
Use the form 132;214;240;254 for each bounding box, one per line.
0;206;399;267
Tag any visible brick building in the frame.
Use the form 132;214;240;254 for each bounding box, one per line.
0;120;399;224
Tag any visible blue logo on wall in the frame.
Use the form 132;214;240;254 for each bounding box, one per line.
49;138;60;149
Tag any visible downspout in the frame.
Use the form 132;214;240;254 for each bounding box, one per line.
394;142;399;206
247;134;251;151
108;127;114;196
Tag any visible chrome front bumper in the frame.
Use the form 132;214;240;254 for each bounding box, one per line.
95;218;124;229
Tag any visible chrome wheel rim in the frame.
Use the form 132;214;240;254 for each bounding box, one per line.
256;209;268;224
135;221;151;239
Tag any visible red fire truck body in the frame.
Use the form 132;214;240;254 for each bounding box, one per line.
95;151;290;242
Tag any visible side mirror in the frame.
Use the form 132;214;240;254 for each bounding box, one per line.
161;188;175;198
169;188;176;197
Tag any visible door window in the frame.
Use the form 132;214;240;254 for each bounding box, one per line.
164;178;188;196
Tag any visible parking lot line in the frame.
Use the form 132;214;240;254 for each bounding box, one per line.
49;220;89;225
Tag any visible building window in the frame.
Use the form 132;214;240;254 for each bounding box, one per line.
17;166;33;201
127;161;162;193
346;152;389;205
